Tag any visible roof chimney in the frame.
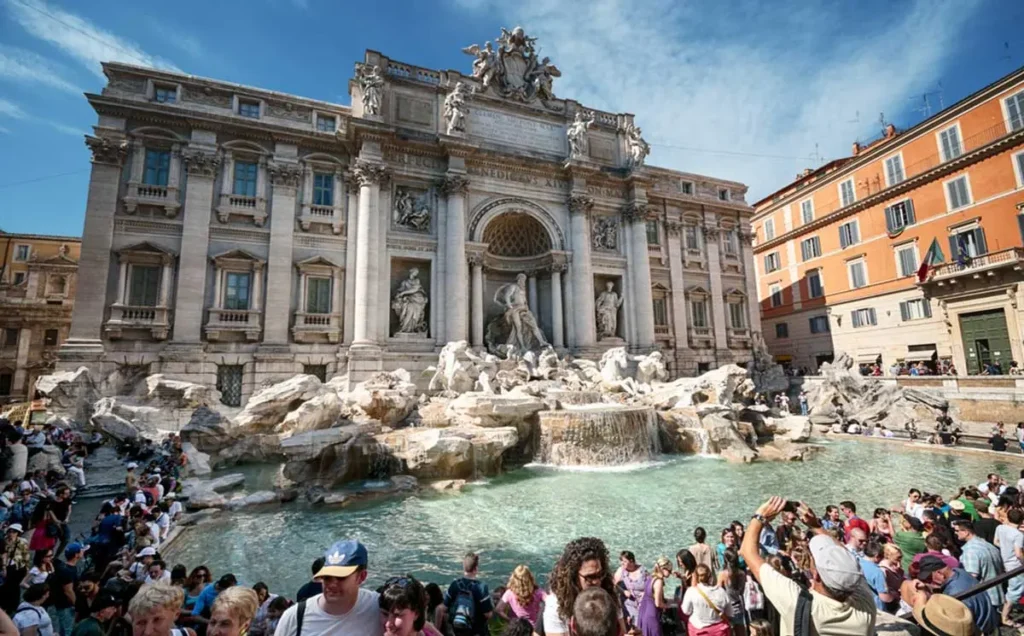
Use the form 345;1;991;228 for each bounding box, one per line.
885;123;896;138
851;141;860;156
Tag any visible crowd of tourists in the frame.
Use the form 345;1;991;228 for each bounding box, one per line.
2;454;1024;636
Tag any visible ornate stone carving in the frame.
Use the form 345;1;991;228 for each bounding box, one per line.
592;216;618;251
393;186;431;232
595;281;624;340
567;111;594;160
624;122;650;169
702;225;721;240
444;82;470;135
621;202;649;224
439;174;470;196
391;268;429;335
462;26;560;103
181;149;221;178
567;194;594;216
357;64;385;117
86;136;128;166
266;101;311;122
268;162;303;189
486;273;548;356
352;161;390;187
107;76;147;93
467;253;485;268
737;230;755;246
550;262;568;274
183;86;232;108
664;220;684;237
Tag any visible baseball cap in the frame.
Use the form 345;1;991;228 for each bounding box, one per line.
314;539;368;579
808;534;863;594
913;594;972;636
916;555;949;581
126;463;138;469
65;542;89;558
6;523;23;534
137;547;157;558
90;593;121;613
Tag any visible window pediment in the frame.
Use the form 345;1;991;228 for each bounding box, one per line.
116;241;176;264
296;255;341;274
212;248;265;268
686;284;710;298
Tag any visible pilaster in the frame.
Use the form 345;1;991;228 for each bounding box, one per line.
568;193;597;349
550;263;566;349
172;146;220;343
263;160;302;345
739;229;761;336
623;201;656;350
665;221;690;351
704;223;728;350
441;173;470;343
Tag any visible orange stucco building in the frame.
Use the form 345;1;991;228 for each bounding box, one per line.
752;66;1024;375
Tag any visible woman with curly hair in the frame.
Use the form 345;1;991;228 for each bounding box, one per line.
541;537;625;636
495;565;544;627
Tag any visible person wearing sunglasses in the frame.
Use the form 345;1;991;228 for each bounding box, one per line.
379;576;443;636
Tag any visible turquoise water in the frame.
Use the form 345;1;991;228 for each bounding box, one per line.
164;441;1021;596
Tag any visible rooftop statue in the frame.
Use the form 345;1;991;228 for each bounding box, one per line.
462;26;559;103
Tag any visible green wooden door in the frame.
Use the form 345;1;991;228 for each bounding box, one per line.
960;309;1012;374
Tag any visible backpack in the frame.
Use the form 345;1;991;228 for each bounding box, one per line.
142;490;155;506
450;580;477;633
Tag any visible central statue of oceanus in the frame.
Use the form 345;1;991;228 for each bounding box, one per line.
485;273;548;357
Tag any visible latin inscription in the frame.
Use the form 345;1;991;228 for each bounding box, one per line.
385;151;445;171
396;95;433;126
587;184;628;199
467;107;566;155
467;164;569;191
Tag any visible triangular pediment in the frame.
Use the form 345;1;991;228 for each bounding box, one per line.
116;241;177;256
35;252;77;266
686;284;710;295
724;287;746;298
295;255;341;268
211;248;265;265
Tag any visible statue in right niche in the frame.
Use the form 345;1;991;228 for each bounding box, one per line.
595;281;624;339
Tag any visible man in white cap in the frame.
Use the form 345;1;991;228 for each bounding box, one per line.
1;523;31;614
740;496;876;635
130;547;157;581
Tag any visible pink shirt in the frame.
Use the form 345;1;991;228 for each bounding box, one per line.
501;588;546;625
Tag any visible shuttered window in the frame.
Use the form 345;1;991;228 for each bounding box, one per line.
809;316;830;334
690;300;708;328
801;199;813;224
851;308;877;328
884;155;905;186
764;252;781;273
800;236;821;261
895;245;918;278
946;176;971;210
899;299;932;321
1007;90;1024;131
884;199;915;234
807;271;823;298
839;221;860;248
848;260;867;289
1019;213;1024;244
728;303;745;329
128;266;160;306
839;179;856;206
764;219;775;241
949;227;988;261
939;126;962;161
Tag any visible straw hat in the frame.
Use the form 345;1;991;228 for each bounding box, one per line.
912;594;973;636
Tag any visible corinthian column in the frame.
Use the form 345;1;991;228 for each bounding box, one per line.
351;160;389;347
441;174;470;343
568;194;597;349
172;147;220;343
624;202;656;350
550;264;565;349
263;160;302;345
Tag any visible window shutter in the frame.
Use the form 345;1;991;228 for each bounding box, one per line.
839;226;848;249
800;241;807;261
1018;214;1024;243
948;235;959;262
899;301;909;321
974;228;988;255
923;300;932;318
852;311;861;328
884;207;894;234
869;308;877;325
905;199;915;224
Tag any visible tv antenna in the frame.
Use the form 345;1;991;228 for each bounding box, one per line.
909;83;945;120
847;110;860;125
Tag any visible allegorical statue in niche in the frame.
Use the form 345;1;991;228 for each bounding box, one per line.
567;111;594;160
444;82;470;135
394;189;430;232
358;65;384;117
624;122;651;169
490;273;548;355
391;268;429;335
595;281;624;339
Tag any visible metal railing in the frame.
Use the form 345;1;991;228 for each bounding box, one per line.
927;247;1024;279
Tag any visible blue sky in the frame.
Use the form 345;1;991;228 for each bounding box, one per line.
0;0;1022;236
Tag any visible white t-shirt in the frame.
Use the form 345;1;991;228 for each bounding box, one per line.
273;590;382;636
978;482;1007;496
681;584;733;628
26;566;49;585
903;500;925;521
144;570;172;585
168;501;183;519
155;512;171;533
542;591;623;634
134;491;147;505
758;563;876;636
14;603;53;636
130;561;149;581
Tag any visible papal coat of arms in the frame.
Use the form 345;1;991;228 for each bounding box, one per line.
462;26;560;103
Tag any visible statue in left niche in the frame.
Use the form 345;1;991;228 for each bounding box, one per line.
567;111;594;160
394;188;430;232
392;268;429;335
358;65;384;117
444;82;470;135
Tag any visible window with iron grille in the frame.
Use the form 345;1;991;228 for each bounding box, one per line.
217;365;244;407
304;364;328;382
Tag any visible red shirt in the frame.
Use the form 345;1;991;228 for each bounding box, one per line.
844;516;870;540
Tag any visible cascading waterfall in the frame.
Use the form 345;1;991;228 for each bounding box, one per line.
536;405;662;466
694;428;712;456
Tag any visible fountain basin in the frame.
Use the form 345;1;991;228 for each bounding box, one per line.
537;405;661;466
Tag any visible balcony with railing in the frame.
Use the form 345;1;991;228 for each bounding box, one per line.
299;203;343;235
104;304;170;340
688;326;713;347
124;180;181;217
292;312;342;343
728;327;751;348
205;308;262;342
920;247;1024;288
216;193;267;226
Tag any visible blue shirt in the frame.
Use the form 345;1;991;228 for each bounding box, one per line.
959;537;1005;607
942;568;998;635
859;558;888;610
191;583;219;617
759;525;780;556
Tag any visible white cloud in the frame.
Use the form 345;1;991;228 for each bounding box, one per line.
45;121;85;136
0;44;83;94
0;126;10;134
0;98;28;120
450;0;979;201
4;0;182;78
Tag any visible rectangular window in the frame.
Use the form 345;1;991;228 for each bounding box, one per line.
775;323;789;339
838;220;860;248
939;125;962;161
315;114;336;132
809;315;830;334
679;181;693;195
3;328;18;347
851;307;877;328
217;365;244;408
718;188;730;201
728;303;745;329
769;284;782;308
839;179;856;207
0;373;11;396
129;265;161;306
304;364;328;382
153;85;176;104
884;155;905;186
238;99;261;118
12;272;26;285
884;199;916;234
950;226;988;260
13;245;30;261
43;329;58;346
945;175;971;210
807;270;823;298
652;298;668;326
899;299;932;321
143;149;171;186
1016;152;1024;189
684;225;701;251
233;161;258;197
1006;90;1024;132
764;252;780;273
723;230;738;256
313;173;334;207
690;300;707;328
764;219;775;241
800;236;821;261
800;199;813;225
848;259;867;289
645;220;659;245
224;272;251;310
306;277;332;314
895;244;918;278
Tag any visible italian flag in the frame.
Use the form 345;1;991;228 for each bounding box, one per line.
916;238;944;282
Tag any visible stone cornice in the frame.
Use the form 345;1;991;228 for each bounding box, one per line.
352;160;390;187
86;135;128;166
